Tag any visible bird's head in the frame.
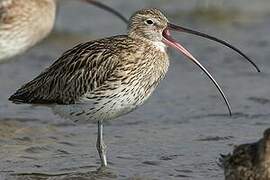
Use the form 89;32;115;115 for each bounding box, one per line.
127;8;260;116
128;8;168;42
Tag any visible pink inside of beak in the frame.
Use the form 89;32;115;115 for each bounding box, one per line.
161;28;232;115
162;29;197;61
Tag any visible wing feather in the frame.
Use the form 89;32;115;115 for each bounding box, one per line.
9;38;123;104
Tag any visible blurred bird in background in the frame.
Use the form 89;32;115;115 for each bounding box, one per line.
219;128;270;180
0;0;128;62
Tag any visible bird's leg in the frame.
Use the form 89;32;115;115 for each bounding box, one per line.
96;120;107;167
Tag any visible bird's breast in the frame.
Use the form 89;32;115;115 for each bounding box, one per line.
54;38;170;123
119;47;169;106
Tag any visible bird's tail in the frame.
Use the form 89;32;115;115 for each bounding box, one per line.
9;89;33;104
217;153;228;169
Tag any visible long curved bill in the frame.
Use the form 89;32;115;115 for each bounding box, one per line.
167;23;260;72
82;0;128;24
162;24;232;116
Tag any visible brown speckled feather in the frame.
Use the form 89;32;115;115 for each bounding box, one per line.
9;35;168;105
220;128;270;180
9;8;170;125
9;36;124;104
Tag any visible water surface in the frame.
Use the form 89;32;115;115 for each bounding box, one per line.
0;0;270;179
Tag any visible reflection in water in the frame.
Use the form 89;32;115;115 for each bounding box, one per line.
12;167;118;180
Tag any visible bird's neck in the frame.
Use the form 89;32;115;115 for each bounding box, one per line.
128;33;167;53
151;41;167;52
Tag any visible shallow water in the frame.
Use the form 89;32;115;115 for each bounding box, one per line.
0;0;270;179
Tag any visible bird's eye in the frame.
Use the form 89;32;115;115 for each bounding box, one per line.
145;19;154;25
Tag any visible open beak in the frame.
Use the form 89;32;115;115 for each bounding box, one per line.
166;23;260;72
81;0;128;24
162;23;236;115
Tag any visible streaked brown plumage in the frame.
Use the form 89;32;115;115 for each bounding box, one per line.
10;8;170;167
10;35;168;121
9;8;259;167
9;9;170;117
0;0;127;61
219;128;270;180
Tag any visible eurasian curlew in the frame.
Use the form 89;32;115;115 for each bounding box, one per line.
9;8;259;167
